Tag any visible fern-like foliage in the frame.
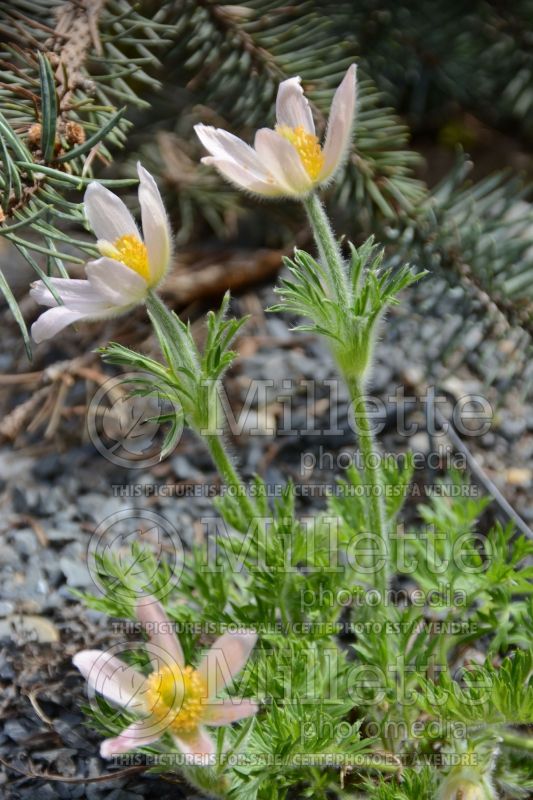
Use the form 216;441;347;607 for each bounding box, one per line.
75;465;532;798
418;650;533;727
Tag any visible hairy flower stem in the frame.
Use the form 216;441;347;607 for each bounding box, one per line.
303;193;351;309
146;290;197;371
146;291;257;524
348;377;389;597
181;766;229;798
303;197;389;596
205;433;258;524
499;730;533;752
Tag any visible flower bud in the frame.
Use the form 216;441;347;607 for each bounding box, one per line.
439;768;494;800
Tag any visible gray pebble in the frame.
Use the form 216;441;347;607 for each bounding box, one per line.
33;784;63;799
499;415;526;441
12;528;38;557
0;545;19;566
60;557;92;588
0;601;14;617
32;453;63;481
171;455;203;480
4;718;34;743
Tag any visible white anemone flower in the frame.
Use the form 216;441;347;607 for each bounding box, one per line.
73;596;258;764
30;163;171;343
194;64;356;198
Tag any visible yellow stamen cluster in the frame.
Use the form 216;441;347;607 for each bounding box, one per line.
145;665;207;734
111;234;150;281
276;125;324;180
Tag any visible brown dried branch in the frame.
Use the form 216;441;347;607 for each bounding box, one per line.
0;355;95;441
47;0;106;100
164;247;285;305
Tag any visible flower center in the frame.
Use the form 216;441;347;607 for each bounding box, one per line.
145;665;207;734
276;125;324;180
104;234;150;281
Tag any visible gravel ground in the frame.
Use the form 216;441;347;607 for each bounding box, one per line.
0;277;531;798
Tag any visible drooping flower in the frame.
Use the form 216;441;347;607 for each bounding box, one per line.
194;64;356;198
30;163;171;343
73;597;258;765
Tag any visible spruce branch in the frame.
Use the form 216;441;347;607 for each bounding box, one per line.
0;0;168;353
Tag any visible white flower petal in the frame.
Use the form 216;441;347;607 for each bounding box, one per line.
198;630;257;697
85;257;148;306
136;596;184;670
195;125;270;179
137;163;172;286
30;277;118;343
31;306;90;343
100;721;161;758
30;267;143;343
73;650;148;713
30;278;104;309
320;64;357;181
84;182;139;243
276;76;315;134
201;157;284;197
254;128;313;196
204;698;258;726
172;727;216;766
